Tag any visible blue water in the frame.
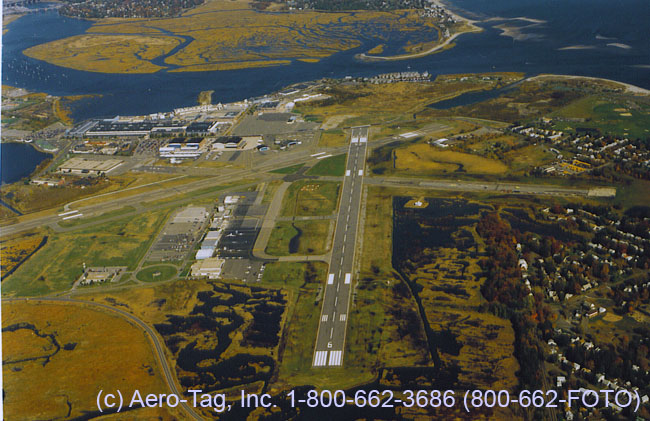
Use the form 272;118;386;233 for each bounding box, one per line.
2;0;649;122
0;142;51;185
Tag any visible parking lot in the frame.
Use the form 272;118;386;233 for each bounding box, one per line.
147;206;210;262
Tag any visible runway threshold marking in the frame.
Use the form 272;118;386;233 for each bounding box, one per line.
328;350;342;366
314;351;328;366
322;315;328;322
340;314;347;321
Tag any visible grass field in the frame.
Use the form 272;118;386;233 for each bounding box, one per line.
136;265;178;282
269;163;304;174
503;144;556;173
306;153;347;176
2;300;173;420
393;143;508;175
296;74;524;128
551;95;650;139
265;220;331;256
2;209;170;297
0;172;183;216
280;180;340;217
318;129;348;147
615;179;650;209
25;1;446;73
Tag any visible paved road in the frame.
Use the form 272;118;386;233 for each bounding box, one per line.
3;297;202;420
312;126;368;368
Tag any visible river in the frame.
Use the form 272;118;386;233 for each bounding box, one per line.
1;0;648;183
2;0;648;121
0;142;51;185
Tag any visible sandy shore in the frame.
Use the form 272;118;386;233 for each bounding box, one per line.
357;0;481;61
526;74;650;95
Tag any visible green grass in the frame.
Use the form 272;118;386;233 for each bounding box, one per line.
135;265;177;282
261;261;326;290
551;95;650;139
265;220;331;256
306;154;347;176
269;163;305;174
2;210;170;297
280;180;341;217
614;179;650;209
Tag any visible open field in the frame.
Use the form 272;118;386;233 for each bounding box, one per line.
136;265;178;282
2;209;170;297
24;1;447;73
306;153;347;176
280;180;340;217
550;94;650;138
0;172;184;216
318;129;348;147
503;144;556;173
296;74;523;128
615;179;650;208
269;163;304;174
393;143;508;174
2;300;172;420
0;233;45;275
265;220;331;256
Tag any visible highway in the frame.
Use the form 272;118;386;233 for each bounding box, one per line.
312;126;368;367
3;297;202;420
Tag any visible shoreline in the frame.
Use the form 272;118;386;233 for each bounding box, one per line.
0;139;56;156
0;141;54;187
526;74;650;95
356;1;481;62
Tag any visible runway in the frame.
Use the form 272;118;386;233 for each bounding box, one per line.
312;126;368;367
